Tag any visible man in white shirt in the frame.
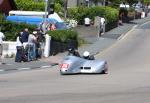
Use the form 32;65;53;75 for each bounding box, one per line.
0;31;5;64
15;33;23;62
28;32;37;61
99;17;105;37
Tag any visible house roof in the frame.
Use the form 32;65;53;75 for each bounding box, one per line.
9;0;17;9
0;0;17;14
0;0;3;5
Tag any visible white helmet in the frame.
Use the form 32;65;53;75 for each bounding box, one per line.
83;51;90;57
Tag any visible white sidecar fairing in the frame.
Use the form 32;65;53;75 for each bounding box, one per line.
60;56;108;75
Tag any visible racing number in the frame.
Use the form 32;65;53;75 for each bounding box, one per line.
60;63;69;69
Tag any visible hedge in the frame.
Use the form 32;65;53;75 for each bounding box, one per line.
47;29;78;55
15;0;44;11
0;13;5;24
47;29;78;43
15;0;62;15
1;21;36;41
68;6;119;25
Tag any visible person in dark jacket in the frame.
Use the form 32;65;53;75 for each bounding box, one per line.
68;48;80;57
21;28;29;43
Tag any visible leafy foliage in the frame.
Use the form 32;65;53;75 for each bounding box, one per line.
15;0;63;14
1;20;36;41
68;6;119;25
15;0;44;11
144;0;150;3
0;13;5;31
47;29;78;43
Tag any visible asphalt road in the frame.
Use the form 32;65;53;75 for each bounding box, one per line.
0;22;150;103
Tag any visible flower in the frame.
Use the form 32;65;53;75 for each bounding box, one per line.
66;19;78;28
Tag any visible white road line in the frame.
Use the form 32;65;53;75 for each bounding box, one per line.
97;25;138;57
5;64;13;65
141;20;150;26
117;25;138;41
18;68;31;71
40;66;51;68
0;69;4;72
0;65;54;73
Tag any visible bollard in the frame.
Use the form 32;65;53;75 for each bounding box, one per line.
44;34;51;57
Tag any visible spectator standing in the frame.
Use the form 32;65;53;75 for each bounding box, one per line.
0;31;5;65
34;32;41;59
99;17;105;37
21;28;29;43
41;20;50;34
21;28;29;48
94;16;105;37
141;9;146;18
118;12;124;26
28;32;36;61
37;30;45;58
15;33;23;62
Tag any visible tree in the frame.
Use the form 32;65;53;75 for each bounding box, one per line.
64;0;68;18
108;0;121;7
93;0;103;6
144;0;150;4
54;0;63;5
125;0;138;5
108;0;120;4
108;0;138;5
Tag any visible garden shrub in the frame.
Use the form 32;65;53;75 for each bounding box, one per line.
68;6;119;25
47;29;78;43
48;29;79;55
15;0;44;11
0;13;5;24
1;21;36;41
15;0;63;15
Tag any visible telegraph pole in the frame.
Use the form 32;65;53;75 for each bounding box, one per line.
103;0;105;6
44;0;48;34
64;0;68;18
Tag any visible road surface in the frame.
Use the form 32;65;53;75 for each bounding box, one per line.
0;22;150;103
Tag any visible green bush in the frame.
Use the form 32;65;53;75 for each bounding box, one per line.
55;3;63;14
0;13;5;24
47;29;78;43
67;7;89;25
0;14;4;32
68;6;119;25
1;21;36;41
15;0;63;15
15;0;44;11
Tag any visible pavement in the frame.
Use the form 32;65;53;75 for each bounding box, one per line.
0;16;150;72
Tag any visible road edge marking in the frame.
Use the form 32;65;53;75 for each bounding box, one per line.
97;25;137;57
117;25;138;41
